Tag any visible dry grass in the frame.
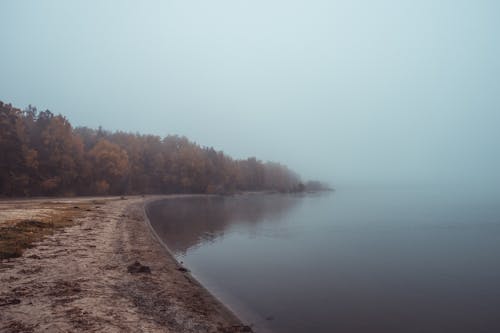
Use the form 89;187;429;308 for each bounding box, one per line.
0;203;93;259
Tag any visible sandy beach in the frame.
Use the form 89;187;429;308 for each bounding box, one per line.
0;196;251;333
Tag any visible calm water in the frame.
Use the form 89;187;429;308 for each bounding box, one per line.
146;189;500;333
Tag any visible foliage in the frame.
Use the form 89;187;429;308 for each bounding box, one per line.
0;101;304;196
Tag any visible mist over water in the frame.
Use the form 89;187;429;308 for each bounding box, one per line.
1;1;499;188
2;2;499;332
148;191;500;333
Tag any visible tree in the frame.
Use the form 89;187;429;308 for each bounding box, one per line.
88;139;129;194
0;100;307;196
36;113;84;194
0;102;30;195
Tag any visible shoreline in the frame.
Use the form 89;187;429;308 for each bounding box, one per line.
0;196;252;332
144;197;274;333
142;196;251;330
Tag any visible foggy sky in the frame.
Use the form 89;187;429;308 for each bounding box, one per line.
1;1;499;188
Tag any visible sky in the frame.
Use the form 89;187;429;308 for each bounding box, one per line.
1;1;499;188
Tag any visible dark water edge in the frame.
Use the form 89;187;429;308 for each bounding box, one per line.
146;195;276;332
147;190;500;333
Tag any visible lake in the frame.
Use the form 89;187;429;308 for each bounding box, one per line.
146;188;500;333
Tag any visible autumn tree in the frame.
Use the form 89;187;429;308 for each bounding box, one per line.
0;100;307;197
88;139;129;194
0;103;31;195
29;111;84;195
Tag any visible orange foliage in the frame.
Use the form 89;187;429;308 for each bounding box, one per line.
0;101;304;196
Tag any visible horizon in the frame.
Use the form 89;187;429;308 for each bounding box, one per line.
1;1;499;188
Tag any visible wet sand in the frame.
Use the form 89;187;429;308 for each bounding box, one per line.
0;196;251;333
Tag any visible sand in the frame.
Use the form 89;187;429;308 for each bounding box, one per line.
0;196;251;333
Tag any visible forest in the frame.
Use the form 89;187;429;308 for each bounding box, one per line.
0;101;318;196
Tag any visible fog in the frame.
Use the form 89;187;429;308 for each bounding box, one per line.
1;1;499;188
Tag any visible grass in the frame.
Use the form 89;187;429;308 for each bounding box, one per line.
0;203;93;260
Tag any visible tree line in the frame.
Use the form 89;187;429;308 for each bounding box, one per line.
0;101;321;197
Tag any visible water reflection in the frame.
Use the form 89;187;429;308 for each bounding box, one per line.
146;193;303;255
146;190;500;333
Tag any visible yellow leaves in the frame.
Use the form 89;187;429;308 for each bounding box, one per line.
24;149;39;170
94;180;110;195
41;177;61;192
1;100;304;196
88;139;129;180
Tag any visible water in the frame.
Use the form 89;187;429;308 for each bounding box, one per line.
146;189;500;333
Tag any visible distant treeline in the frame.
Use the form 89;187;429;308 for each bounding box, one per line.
0;101;329;196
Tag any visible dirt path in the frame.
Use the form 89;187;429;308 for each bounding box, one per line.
0;197;251;333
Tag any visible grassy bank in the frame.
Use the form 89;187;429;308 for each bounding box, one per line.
0;201;96;259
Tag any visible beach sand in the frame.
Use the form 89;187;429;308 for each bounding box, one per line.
0;196;251;333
